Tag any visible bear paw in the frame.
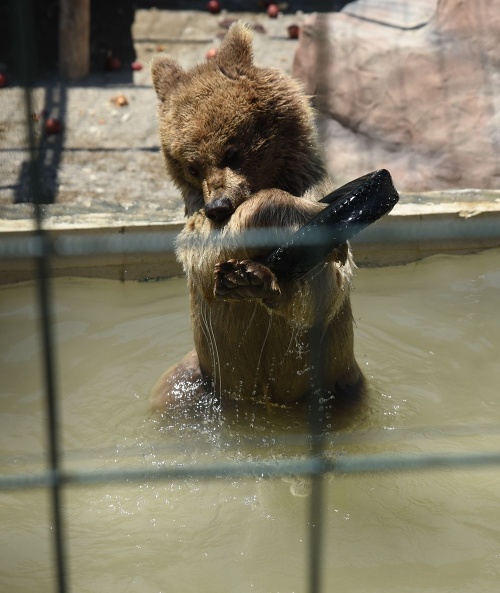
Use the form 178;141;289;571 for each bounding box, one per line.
213;259;281;303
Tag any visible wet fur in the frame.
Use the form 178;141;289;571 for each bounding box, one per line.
151;23;365;410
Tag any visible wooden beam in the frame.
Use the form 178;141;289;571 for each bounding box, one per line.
59;0;90;79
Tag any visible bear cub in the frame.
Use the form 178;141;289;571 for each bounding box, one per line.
151;23;365;411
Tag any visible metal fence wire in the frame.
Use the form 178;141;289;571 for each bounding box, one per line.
2;2;500;593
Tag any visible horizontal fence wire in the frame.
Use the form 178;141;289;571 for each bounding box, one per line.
1;215;500;260
2;451;500;492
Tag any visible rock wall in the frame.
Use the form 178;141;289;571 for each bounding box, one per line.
293;0;500;191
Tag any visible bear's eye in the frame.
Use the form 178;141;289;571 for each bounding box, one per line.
223;146;241;169
186;164;200;178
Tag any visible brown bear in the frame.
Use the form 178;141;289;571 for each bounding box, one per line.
150;22;365;412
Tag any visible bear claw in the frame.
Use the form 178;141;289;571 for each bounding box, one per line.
214;259;280;302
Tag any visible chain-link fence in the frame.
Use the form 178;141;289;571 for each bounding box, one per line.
2;2;500;593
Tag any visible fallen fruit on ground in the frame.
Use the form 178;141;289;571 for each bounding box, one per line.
105;55;121;71
45;117;62;135
207;0;221;14
267;3;279;18
110;95;128;107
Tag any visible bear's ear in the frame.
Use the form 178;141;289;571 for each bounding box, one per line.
216;22;254;79
151;56;186;102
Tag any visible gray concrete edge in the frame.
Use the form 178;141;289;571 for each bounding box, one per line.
1;190;500;284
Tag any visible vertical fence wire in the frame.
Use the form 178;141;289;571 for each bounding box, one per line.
306;6;336;590
11;1;69;592
307;323;327;593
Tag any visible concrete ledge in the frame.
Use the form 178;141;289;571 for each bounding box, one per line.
1;190;500;284
0;222;184;284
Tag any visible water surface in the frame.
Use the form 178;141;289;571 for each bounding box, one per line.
1;249;500;593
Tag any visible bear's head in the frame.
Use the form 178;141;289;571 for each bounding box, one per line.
152;23;326;221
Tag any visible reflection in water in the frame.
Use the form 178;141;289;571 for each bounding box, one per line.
1;250;500;593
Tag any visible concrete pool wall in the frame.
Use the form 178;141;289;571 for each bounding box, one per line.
1;189;500;285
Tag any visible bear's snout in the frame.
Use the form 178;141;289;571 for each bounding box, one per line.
204;197;235;222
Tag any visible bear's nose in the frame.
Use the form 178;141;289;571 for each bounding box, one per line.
204;197;235;221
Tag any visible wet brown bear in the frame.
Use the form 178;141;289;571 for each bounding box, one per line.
150;23;365;411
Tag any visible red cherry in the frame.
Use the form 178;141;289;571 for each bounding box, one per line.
105;55;121;72
267;3;279;17
131;61;143;71
207;0;221;14
45;117;62;135
0;73;7;88
205;47;218;60
287;24;300;39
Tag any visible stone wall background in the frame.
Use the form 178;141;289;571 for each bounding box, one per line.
294;0;500;191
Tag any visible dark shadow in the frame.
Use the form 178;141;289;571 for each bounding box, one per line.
89;0;135;81
8;0;67;206
1;1;355;81
14;82;67;204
